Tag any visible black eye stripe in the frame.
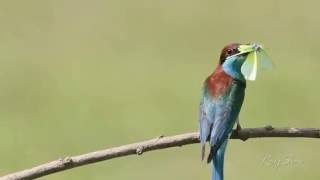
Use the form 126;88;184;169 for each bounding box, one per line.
226;48;237;56
226;49;233;55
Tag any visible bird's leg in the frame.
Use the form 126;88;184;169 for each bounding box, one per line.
236;117;242;131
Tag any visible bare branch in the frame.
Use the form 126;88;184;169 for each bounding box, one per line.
1;126;319;180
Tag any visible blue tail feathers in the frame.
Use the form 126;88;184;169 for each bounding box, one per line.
212;140;228;180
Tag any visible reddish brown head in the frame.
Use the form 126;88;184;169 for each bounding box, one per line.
219;43;240;65
206;43;245;97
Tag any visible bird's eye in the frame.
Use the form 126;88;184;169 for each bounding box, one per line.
226;49;233;55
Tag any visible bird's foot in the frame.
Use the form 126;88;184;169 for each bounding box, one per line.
236;123;242;132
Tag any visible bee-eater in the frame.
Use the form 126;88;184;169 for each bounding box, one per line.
199;43;271;180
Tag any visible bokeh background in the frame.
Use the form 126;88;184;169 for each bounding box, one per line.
0;0;320;179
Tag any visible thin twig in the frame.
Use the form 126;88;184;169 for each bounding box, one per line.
1;126;319;180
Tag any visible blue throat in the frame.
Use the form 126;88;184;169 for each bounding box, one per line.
222;56;246;82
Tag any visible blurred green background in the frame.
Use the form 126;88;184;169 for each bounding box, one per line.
0;0;320;179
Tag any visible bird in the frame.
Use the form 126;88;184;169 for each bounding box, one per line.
198;43;270;180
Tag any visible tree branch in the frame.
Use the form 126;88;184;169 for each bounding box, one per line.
1;126;319;180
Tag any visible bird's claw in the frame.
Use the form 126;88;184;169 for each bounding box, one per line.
236;123;242;132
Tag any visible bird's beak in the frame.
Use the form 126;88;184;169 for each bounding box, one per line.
238;43;272;81
238;43;261;54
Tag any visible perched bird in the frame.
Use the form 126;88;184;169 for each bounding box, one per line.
199;43;271;180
